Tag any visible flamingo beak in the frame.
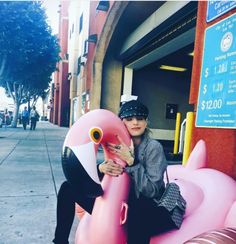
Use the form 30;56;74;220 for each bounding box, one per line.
62;142;103;198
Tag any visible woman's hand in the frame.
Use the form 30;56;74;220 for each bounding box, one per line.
107;135;134;166
98;159;124;177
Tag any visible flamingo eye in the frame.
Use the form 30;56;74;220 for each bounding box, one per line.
89;127;103;144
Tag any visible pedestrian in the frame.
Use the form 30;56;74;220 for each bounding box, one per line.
30;106;39;130
21;106;29;130
53;100;169;244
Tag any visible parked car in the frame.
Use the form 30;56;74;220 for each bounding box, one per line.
0;118;3;128
0;113;4;127
0;111;12;126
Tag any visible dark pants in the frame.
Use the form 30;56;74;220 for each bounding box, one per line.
30;118;37;130
22;117;28;130
53;181;95;244
127;188;173;244
53;182;172;244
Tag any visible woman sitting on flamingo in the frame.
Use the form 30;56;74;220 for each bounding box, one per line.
53;99;173;244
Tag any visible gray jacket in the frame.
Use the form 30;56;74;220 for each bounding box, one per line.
125;135;167;199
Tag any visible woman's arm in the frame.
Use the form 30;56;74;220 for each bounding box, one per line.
126;140;167;198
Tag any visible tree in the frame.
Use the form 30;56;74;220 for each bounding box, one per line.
0;1;60;127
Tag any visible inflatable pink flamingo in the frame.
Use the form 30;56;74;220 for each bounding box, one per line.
62;109;131;244
62;109;236;244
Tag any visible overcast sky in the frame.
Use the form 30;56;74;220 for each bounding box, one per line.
43;0;60;34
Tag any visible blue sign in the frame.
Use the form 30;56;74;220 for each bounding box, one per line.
196;14;236;128
207;1;236;23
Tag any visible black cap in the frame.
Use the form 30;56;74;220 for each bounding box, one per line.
118;100;149;119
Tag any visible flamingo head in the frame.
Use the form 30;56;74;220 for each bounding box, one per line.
61;109;131;198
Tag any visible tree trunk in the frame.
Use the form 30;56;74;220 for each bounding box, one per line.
9;82;22;128
28;99;30;112
11;101;20;128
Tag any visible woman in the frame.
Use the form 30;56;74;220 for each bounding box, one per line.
53;100;168;244
104;100;168;244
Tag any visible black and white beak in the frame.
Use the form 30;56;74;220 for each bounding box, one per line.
62;142;103;198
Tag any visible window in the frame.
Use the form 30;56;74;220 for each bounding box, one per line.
96;1;110;12
83;40;88;57
77;56;81;75
64;53;69;60
79;14;83;33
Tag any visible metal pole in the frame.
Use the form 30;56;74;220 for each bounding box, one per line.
178;118;186;154
173;112;181;154
182;112;194;165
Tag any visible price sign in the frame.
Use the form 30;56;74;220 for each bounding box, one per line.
196;14;236;128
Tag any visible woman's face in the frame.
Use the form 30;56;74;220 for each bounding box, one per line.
122;116;147;137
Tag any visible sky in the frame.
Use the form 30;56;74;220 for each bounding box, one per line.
42;0;60;34
0;1;60;111
0;88;14;111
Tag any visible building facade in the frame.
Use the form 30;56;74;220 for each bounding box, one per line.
67;1;90;126
52;1;236;179
52;1;70;127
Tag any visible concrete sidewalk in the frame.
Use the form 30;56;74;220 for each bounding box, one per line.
0;122;78;244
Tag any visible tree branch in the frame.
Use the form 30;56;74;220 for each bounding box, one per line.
0;55;6;78
6;81;15;101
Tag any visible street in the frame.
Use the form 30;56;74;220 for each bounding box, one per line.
0;122;78;244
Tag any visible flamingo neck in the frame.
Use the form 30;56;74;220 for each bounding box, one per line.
101;173;130;200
